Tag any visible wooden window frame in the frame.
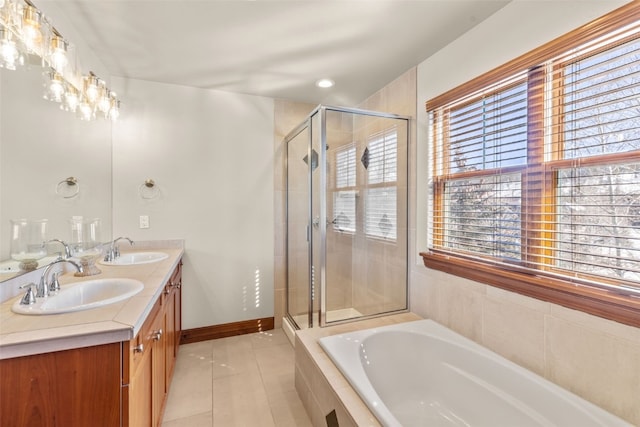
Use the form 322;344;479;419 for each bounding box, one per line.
422;2;640;328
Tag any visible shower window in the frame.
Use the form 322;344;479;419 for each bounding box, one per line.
365;128;398;240
333;145;356;233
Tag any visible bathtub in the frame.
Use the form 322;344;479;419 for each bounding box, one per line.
319;319;631;427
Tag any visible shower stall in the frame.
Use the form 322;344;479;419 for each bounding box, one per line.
284;105;409;329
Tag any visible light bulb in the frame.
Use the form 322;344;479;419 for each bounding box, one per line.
108;96;120;121
83;74;99;103
48;35;68;72
0;29;19;70
43;71;64;102
97;84;111;114
21;5;42;52
63;86;79;112
78;100;94;121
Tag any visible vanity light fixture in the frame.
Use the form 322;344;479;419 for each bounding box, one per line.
0;27;20;69
0;0;121;121
107;93;120;121
43;68;64;102
62;84;79;112
47;32;67;72
83;72;100;104
20;3;41;52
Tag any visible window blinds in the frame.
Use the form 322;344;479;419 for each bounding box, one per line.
429;21;640;291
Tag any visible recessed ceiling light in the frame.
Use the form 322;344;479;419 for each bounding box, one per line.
316;78;334;88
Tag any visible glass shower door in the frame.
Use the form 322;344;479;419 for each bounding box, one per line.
286;123;312;329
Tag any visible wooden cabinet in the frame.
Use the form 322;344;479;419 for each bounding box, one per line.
0;343;122;427
123;259;181;426
0;259;182;427
164;262;182;386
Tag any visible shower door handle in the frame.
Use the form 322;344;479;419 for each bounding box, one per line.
312;216;320;229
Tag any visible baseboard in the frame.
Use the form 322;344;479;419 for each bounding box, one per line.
180;317;275;344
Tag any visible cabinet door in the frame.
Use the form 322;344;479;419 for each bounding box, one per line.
128;344;153;427
165;262;182;384
151;304;167;427
0;343;121;427
165;284;176;384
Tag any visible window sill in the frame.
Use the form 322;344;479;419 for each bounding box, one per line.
419;251;640;328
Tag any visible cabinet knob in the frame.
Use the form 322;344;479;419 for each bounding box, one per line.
133;343;144;353
164;287;171;295
153;329;163;341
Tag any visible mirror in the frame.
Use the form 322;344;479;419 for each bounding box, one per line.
0;65;112;281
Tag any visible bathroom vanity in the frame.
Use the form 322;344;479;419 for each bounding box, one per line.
0;247;183;427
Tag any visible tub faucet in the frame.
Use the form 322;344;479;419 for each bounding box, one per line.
37;259;83;298
104;237;134;262
43;239;72;259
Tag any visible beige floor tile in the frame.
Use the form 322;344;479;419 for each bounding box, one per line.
161;411;212;427
211;334;259;379
213;370;275;427
250;328;291;349
163;329;311;427
163;341;214;422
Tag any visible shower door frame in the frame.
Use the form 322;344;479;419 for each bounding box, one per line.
284;105;411;329
284;113;316;329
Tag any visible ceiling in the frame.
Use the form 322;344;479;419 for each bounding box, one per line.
48;0;510;106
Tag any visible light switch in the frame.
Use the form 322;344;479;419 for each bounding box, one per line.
139;215;150;229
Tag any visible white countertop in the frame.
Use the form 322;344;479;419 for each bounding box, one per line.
0;247;184;360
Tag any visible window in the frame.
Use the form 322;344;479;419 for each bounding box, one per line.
423;3;640;327
365;129;397;240
333;145;356;233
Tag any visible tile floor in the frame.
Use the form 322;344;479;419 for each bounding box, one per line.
161;328;313;427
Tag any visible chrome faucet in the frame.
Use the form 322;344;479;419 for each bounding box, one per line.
104;237;134;262
37;259;83;298
43;239;72;259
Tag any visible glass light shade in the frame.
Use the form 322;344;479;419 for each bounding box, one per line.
63;85;79;112
21;5;42;52
108;96;120;121
78;99;94;120
0;28;21;70
83;74;99;103
9;219;48;271
97;85;111;114
48;34;68;72
43;70;64;102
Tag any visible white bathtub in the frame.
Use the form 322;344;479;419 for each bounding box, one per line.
319;319;631;427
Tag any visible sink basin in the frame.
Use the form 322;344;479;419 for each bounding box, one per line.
99;251;168;266
12;278;144;315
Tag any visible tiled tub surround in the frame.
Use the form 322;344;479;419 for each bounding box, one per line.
410;269;640;426
295;313;420;427
0;241;184;359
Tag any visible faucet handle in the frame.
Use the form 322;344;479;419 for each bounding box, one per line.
19;283;37;305
50;271;61;293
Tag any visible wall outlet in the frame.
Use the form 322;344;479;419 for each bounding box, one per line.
139;215;150;229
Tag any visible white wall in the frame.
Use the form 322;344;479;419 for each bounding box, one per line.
412;2;640;424
111;77;274;329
